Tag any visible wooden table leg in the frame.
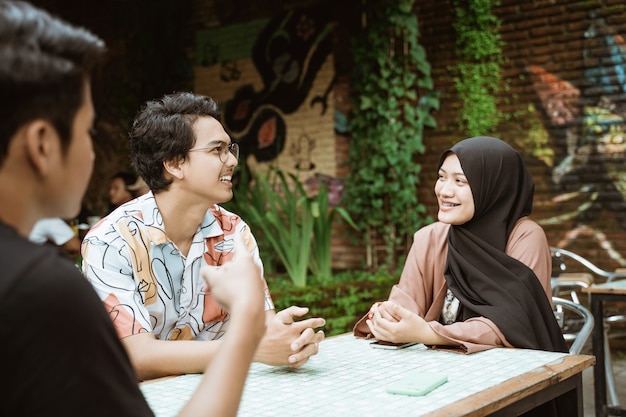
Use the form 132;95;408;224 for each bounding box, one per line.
591;294;608;417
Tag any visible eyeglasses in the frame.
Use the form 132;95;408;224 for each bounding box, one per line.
189;141;239;163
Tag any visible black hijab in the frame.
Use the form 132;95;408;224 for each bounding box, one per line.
441;136;567;353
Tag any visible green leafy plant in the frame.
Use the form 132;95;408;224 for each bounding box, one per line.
228;168;314;288
223;168;279;274
450;0;504;136
308;178;357;284
226;168;355;288
269;268;401;336
344;0;438;271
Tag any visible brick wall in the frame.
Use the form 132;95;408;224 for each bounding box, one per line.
33;0;626;272
188;0;626;273
413;0;626;272
190;0;367;269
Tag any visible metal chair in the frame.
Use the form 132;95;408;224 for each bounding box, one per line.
553;296;594;355
551;246;626;336
551;246;626;283
550;247;622;406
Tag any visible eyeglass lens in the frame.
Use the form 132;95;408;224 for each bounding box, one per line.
221;142;239;162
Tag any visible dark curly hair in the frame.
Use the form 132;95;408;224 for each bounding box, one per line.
128;91;222;193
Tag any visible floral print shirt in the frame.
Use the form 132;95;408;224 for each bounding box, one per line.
82;192;273;341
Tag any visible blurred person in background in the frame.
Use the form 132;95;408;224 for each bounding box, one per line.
127;175;150;196
108;170;137;212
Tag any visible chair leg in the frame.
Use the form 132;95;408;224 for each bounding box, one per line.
604;321;620;406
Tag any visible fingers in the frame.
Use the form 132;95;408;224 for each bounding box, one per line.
269;306;325;367
367;301;399;323
201;234;256;284
366;319;384;341
367;301;382;320
276;307;325;331
200;233;262;313
287;329;324;367
229;232;252;261
290;326;325;351
387;301;408;318
369;302;392;322
379;302;401;321
290;316;326;333
276;306;309;324
366;307;394;341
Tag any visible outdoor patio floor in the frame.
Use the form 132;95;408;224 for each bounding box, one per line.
583;335;626;416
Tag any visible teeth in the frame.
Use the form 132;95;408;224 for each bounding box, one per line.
220;175;232;182
442;202;457;207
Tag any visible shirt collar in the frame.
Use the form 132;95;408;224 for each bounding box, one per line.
139;193;224;244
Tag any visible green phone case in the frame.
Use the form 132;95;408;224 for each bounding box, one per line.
386;372;448;396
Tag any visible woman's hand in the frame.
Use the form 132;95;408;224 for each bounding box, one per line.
366;301;424;343
366;301;451;347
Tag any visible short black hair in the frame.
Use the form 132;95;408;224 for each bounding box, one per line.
0;0;106;166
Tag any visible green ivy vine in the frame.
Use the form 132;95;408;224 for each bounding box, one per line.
345;0;439;271
450;0;504;136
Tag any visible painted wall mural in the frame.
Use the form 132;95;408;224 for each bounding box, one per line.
193;5;339;193
527;11;626;266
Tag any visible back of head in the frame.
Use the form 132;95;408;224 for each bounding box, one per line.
0;0;106;166
129;91;222;193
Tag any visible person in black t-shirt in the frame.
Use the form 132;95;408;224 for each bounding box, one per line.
0;2;266;417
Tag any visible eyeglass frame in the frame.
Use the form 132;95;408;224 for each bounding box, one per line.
188;141;239;163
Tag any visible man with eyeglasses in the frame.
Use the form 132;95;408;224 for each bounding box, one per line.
82;91;325;381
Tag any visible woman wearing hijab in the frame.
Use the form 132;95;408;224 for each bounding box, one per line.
354;136;572;415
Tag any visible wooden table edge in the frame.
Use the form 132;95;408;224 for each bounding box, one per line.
421;353;595;417
140;374;181;385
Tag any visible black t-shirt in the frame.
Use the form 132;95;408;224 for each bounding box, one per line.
0;222;154;416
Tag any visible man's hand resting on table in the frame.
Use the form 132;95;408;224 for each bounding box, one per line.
203;236;324;369
255;306;326;367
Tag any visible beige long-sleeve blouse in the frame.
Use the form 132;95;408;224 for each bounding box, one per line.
354;217;552;353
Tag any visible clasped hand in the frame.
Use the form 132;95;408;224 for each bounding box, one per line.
366;301;429;344
256;306;325;367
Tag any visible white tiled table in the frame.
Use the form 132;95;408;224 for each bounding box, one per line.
140;333;594;417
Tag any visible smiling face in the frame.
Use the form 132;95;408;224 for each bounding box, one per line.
434;153;475;225
184;116;239;205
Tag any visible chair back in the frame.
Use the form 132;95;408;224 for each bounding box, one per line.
552;296;594;355
551;246;626;283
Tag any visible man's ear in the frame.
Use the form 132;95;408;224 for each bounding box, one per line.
24;120;58;177
163;157;185;181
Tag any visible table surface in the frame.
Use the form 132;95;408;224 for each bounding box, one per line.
140;334;594;417
583;279;626;294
